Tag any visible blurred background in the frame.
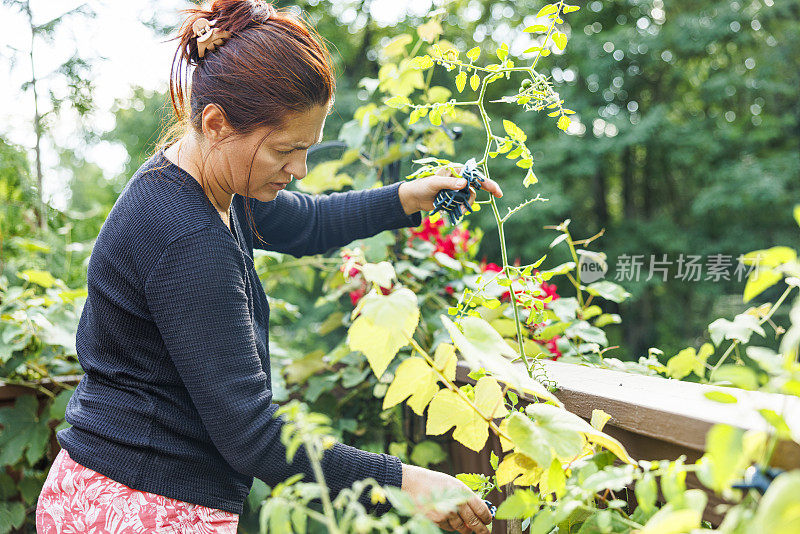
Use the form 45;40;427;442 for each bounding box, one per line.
2;0;798;360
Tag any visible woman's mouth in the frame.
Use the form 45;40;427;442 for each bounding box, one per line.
268;181;290;190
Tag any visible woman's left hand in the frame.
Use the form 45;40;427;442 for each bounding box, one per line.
397;164;503;216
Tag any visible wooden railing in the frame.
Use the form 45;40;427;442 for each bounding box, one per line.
0;375;82;405
445;360;800;530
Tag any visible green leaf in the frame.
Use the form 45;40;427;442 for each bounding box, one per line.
752;471;800;533
523;169;538;187
585;281;631;303
469;73;480;91
594;313;621;327
456;71;467;93
666;345;711;380
296;160;352;194
427;376;508;452
542;457;566;497
0;395;51;465
48;390;73;421
383;357;439;415
361;261;396;289
696;424;746;492
0;501;26;532
640;507;702;534
635;472;658;513
247;478;270;511
466;46;480;62
758;409;793;440
495;488;540;519
552;32;567;50
496;43;509;61
17;269;56;288
408;55;434;70
708;312;765;346
744;268;783;303
740;246;797;268
382;34;413;57
508;407;584;466
557;115;571;131
440;315;559;404
411;441;447;467
348;288;420;378
429;106;443;126
385;95;412;109
713;365;758;389
455;472;490;491
794;205;800;227
704;390;738;403
18;473;43;505
503;119;527;142
536;5;558;18
417;19;443;42
582;464;636;493
523;25;549;33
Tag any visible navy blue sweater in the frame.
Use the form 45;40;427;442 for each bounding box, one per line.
57;148;421;515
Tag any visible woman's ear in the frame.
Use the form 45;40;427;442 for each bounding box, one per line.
200;103;233;142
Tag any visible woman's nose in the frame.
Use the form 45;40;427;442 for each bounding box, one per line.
285;151;308;180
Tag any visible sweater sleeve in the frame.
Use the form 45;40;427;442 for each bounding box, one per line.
144;228;402;515
249;181;422;257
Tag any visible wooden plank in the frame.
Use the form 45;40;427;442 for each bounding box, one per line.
453;360;800;526
456;360;800;468
0;375;83;403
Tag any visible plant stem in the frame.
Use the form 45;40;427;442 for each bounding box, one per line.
708;285;795;381
303;434;341;534
472;70;532;375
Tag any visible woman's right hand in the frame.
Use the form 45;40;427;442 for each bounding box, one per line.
401;463;493;534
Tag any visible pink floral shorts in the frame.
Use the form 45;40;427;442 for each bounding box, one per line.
36;448;239;533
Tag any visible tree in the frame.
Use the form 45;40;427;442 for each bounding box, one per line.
2;0;98;229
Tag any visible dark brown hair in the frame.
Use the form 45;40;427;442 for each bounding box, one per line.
154;0;336;243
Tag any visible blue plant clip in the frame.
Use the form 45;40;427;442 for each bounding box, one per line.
431;158;485;225
731;465;784;495
483;499;497;518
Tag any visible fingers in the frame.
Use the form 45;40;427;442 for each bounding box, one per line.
446;513;471;534
434;164;464;177
467;496;494;526
480;176;503;198
447;502;491;534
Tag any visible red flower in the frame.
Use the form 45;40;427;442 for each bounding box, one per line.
445;285;455;296
482;263;502;273
410;216;445;242
537;282;559;301
545;336;563;360
349;288;365;307
435;235;457;258
408;216;473;259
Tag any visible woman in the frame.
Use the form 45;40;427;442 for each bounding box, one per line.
36;0;503;532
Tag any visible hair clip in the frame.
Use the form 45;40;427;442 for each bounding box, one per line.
192;18;231;58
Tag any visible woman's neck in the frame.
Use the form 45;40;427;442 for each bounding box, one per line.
163;136;233;222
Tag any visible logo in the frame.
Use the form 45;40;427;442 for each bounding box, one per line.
578;250;608;283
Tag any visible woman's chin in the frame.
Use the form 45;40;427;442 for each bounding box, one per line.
247;189;280;203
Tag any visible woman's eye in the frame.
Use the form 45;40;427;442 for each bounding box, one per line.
277;148;294;154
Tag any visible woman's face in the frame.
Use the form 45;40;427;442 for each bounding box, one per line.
220;103;329;203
